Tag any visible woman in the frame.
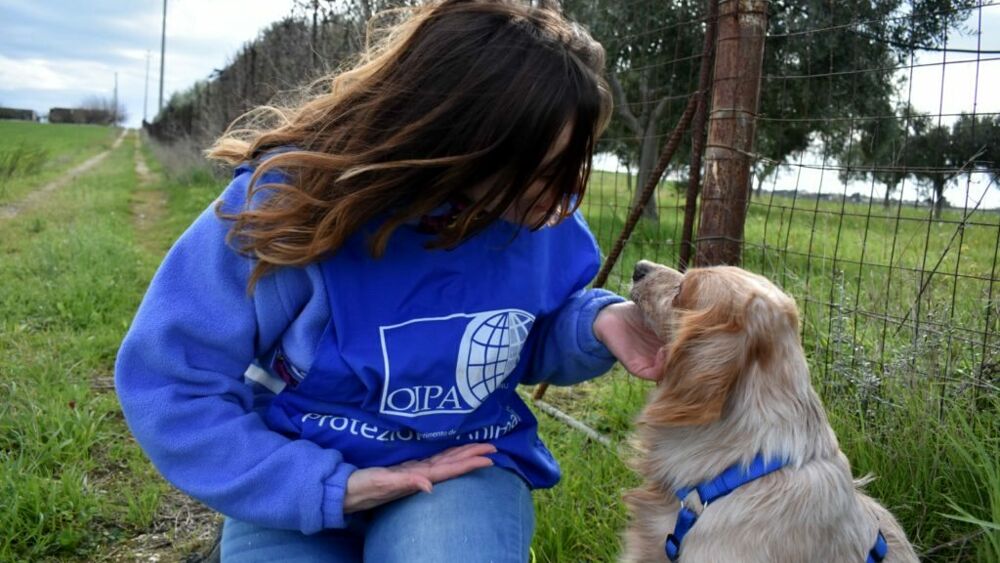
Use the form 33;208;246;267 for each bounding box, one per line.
115;1;663;561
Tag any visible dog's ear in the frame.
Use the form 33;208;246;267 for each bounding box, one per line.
643;291;770;426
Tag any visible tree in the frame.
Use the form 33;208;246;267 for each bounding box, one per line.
950;113;1000;185
562;0;703;221
80;95;128;125
760;0;975;189
295;0;421;54
562;0;974;222
838;104;925;207
909;113;1000;218
906;120;953;218
838;111;997;217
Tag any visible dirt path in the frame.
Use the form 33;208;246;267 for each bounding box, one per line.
129;133;169;254
102;133;224;563
0;128;128;221
99;486;221;563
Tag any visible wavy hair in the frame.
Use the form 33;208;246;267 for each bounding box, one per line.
208;0;613;291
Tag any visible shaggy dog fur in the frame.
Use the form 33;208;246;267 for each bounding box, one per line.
621;261;918;563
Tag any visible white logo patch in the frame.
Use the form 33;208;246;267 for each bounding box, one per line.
378;309;535;417
455;310;534;408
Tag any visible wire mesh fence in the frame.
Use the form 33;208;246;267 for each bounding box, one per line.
541;0;1000;416
740;1;1000;414
534;0;999;558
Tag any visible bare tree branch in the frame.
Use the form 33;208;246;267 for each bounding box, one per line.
609;73;642;136
651;94;671;126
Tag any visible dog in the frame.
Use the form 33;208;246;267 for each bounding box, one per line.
620;260;918;563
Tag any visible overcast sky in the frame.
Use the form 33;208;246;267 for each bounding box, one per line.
0;0;294;126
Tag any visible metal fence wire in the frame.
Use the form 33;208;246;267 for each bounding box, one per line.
533;0;1000;416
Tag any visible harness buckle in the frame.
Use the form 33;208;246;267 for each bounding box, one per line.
680;490;707;516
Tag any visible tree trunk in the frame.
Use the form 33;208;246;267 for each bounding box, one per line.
609;72;670;223
630;122;661;220
934;179;945;219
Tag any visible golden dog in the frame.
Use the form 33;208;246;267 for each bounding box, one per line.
621;261;918;563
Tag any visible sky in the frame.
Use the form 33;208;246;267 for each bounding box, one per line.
0;0;294;126
1;1;998;206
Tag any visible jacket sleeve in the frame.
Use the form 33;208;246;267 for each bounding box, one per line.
114;168;356;534
521;213;625;386
522;288;624;386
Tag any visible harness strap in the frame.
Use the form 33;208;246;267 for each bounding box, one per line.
867;530;888;563
665;454;786;561
662;454;889;563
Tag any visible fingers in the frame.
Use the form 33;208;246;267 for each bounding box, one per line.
420;453;495;483
427;442;497;464
345;445;498;513
407;443;497;484
405;472;434;494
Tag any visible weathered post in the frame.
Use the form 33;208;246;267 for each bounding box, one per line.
678;0;719;271
694;0;768;266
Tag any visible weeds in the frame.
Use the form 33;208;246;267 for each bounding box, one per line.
0;145;48;197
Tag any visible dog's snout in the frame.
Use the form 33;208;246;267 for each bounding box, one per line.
633;261;655;282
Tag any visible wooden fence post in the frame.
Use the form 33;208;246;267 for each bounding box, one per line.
694;0;768;267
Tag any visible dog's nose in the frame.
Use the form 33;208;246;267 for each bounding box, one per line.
633;261;654;282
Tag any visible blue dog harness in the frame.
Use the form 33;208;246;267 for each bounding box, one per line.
663;454;889;562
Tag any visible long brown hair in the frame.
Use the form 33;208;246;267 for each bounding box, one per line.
208;0;613;291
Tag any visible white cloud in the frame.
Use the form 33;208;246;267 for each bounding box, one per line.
0;54;108;93
907;53;1000;122
0;0;297;126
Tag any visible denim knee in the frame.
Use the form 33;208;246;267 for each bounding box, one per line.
220;516;364;563
363;465;535;563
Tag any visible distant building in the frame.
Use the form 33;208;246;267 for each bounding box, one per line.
48;107;114;125
0;107;38;121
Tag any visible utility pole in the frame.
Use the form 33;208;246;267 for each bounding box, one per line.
144;50;151;122
112;72;119;125
158;0;167;114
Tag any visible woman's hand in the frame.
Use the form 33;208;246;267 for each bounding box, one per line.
343;443;496;513
593;301;666;381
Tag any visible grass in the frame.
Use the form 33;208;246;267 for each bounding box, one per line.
0;129;222;562
0;145;49;191
1;122;996;561
0;133;164;560
0;120;119;204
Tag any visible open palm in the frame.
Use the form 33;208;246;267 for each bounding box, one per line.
593;301;667;381
343;443;497;513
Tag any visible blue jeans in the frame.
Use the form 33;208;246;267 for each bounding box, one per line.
220;466;535;562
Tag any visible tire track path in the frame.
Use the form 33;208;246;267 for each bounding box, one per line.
0;128;128;221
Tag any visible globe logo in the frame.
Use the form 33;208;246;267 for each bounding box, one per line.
455;309;535;408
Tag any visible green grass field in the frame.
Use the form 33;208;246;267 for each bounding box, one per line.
0;123;997;561
0;121;120;204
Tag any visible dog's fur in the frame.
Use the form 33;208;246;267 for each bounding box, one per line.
621;261;918;563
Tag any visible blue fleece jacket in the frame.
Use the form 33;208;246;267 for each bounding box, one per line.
114;164;624;535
